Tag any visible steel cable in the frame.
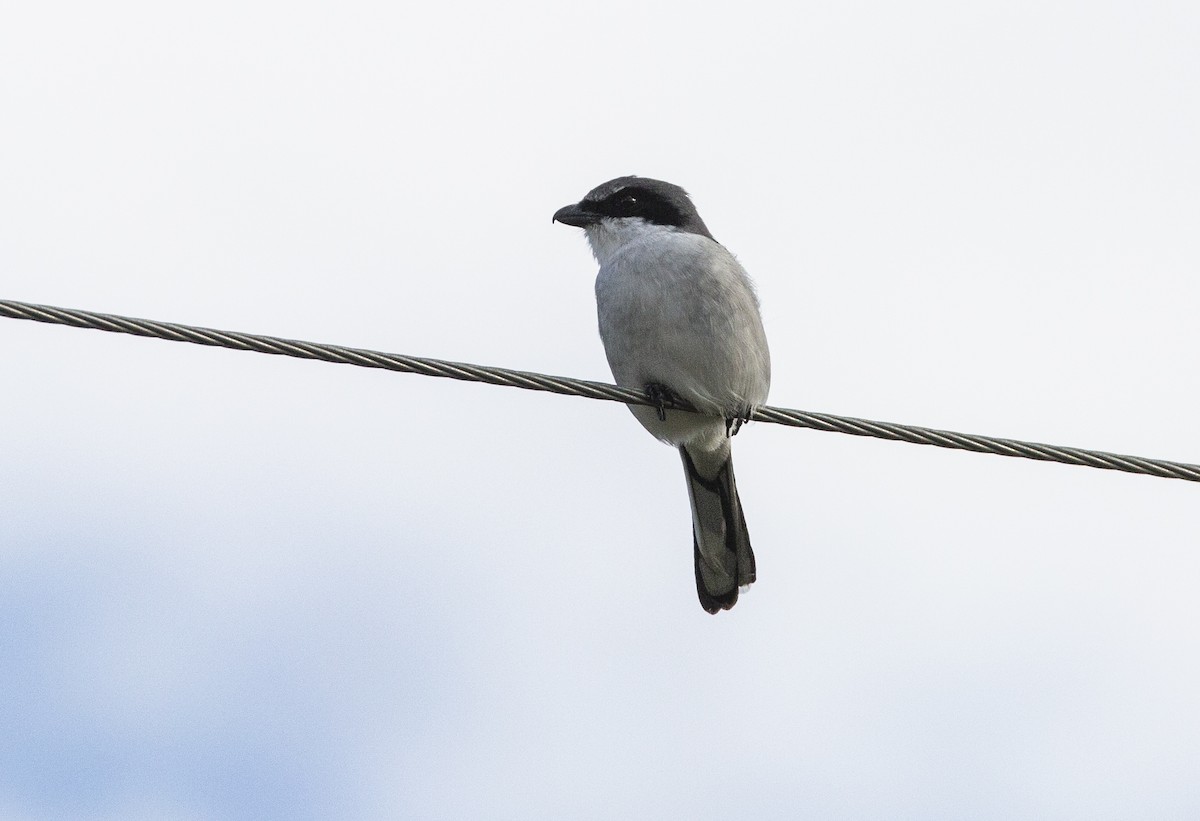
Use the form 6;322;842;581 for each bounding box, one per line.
3;298;1197;484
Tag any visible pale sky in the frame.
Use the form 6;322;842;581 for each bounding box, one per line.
2;2;1199;819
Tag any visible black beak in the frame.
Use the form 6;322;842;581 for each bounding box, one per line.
552;202;599;227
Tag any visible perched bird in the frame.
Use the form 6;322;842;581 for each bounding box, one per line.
553;176;771;613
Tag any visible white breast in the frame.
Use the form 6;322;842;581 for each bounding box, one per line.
590;222;771;443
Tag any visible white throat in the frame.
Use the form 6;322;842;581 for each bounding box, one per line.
584;217;681;267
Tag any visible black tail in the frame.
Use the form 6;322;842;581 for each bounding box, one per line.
680;443;756;614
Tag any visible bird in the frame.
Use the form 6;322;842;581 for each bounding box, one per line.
553;176;771;613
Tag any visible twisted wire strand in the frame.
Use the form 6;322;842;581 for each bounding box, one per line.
3;298;1197;484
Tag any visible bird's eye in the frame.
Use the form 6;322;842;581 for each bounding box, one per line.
620;194;638;206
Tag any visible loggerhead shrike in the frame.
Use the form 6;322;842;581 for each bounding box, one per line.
553;176;771;613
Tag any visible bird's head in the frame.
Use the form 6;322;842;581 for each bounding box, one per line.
553;176;714;264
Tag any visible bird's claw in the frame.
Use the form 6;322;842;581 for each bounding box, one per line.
645;382;680;422
726;408;752;437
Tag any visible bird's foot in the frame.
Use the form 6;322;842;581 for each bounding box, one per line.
725;408;752;437
645;382;682;422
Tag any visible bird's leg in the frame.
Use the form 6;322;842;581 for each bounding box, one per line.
725;407;752;437
644;382;682;422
